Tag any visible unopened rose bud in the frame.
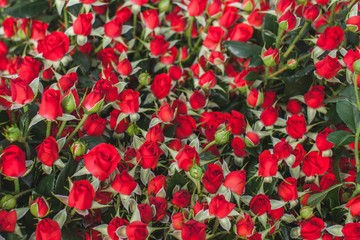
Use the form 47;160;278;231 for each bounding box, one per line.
61;89;79;113
190;164;203;179
287;59;298;70
0;195;16;210
346;16;360;33
3;125;21;142
82;91;104;114
126;123;140;137
245;132;260;147
247;89;263;108
300;206;314;219
138;72;151;86
262;47;280;67
353;60;360;74
158;0;171;12
215;128;231;145
70;140;87;158
30;196;50;218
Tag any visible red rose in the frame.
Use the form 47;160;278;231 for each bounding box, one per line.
35;218;61;240
231;137;246;157
320;173;337;190
224;170;246;195
175;115;196;139
236;213;254;237
189;90;206;110
37;32;69;61
172;212;186;230
3;17;16;37
209;194;235;218
346;16;360;32
111;170;137;195
117;59;132;76
10;78;34;105
83;114;107;136
149;197;168;221
137;204;153;223
73;13;93;36
302;151;330;177
286;99;302;114
142;9;159;29
157;102;175;122
344;49;360;72
346;195;360;217
273;139;292;160
300;217;324;240
270;207;284;221
260;107;278;126
304;5;320;21
258;150;279;177
249;194;271;215
126;221;148;240
248;10;265;27
286;114;307;139
58;72;78;92
0;210;17;232
94;79;118;102
151;73;172;99
31;20;48;40
30;196;50;218
315;127;334;151
247;88;263;107
145;125;165;143
104;19;122;38
203;26;224;50
181;220;207;240
188;0;207;16
202;164;224;194
175;145;200;171
304;85;325;109
36;136;59;166
316;26;344;51
193;201;208;216
278;10;297;31
208;0;221;16
245;132;260;147
84;143;121;181
0;145;26;178
68;179;95;210
148;175;167;196
109;109;129;134
219;7;238;28
107;217;129;240
292;143;306;168
39;89;63;121
262;47;280;67
136;141;164;170
172;189;191;208
150;35;169;56
229;23;254;42
278;177;298;202
315;55;342;79
229;110;246;135
342;223;360;240
18;56;41;83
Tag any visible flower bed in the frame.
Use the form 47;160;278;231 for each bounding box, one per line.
0;0;360;239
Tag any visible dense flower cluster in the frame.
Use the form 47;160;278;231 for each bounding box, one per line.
0;0;359;239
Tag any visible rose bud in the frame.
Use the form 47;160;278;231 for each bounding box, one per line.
148;175;167;196
61;88;79;113
262;47;280;67
346;195;360;217
126;221;148;240
273;139;292;160
189;90;206;110
157;102;175;122
248;10;265;28
202;164;224;194
37;31;69;61
304;85;325;109
118;89;140;114
224;170;246;195
0;195;16;210
107;217;129;240
0;209;17;233
286;99;302;114
199;70;217;89
172;189;191;208
73;13;93;36
287;58;298;69
10;78;34;105
117;59;133;76
203;26;224;51
315;127;334;151
111;170;137;195
300;206;314;219
181;220;207;240
172;212;186;230
82;91;104;114
249;194;271;215
245;132;260;147
68;179;95;210
247;88;263;107
168;65;182;81
36;136;59;167
3;17;16;38
260;107;278;126
278;10;297;31
59;73;78;90
189;164;203;179
278;177;298;202
150;35;169;56
214;127;231;145
30;196;50;218
104;18;122;38
151;73;172;99
209;194;235;219
138;72;151;86
270;207;284;221
18;56;41;83
303;5;320;21
141;9;159;30
286;114;307;139
300;217;324;240
0;145;26;178
346;16;360;32
229;23;253;42
83;114;107;136
70;140;87;158
236;213;254;237
35;218;62;240
3;125;21;142
137;204;153;224
39;89;63;121
316;26;344;51
302;151;330;177
136;141;164;170
342;223;360;239
315;55;342;79
175;145;200;171
84;143;121;181
258;150;279;178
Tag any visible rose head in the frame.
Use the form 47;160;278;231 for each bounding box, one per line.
68;179;95;210
36;136;59;166
181;220;207;240
175;145;200;171
35;218;61;240
37;32;69;61
0;145;26;178
209;194;236;219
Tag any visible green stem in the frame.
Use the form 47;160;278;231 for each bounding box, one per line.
23;105;29;138
212;219;219;234
14;188;34;199
133;13;137;38
65;114;89;144
70;208;77;219
268;53;311;79
328;2;337;26
353;75;360;110
283;22;310;59
200;140;216;154
64;7;69;29
46;121;52;138
56;120;67;139
197;179;202;195
355;121;360;173
186;17;194;49
14;179;20;194
275;27;285;49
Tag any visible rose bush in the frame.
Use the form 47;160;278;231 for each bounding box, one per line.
0;0;359;239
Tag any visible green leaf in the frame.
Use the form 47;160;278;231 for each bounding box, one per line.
224;41;262;59
336;100;360;133
55;157;76;195
166;171;188;197
262;14;278;47
327;131;355;147
35;172;55;197
244;71;261;81
307;184;342;206
73;51;91;73
5;0;48;18
80;136;105;149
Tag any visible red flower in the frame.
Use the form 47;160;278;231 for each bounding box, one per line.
37;32;69;61
315;55;342;79
302;151;330;177
317;26;344;51
346;195;360;217
304;85;325;109
0;145;26;178
224;170;246;195
150;35;169;56
260;107;278;126
229;23;253;42
10;78;34;105
73;13;93;36
68;179;95;210
202;164;224;194
126;221;148;240
203;26;224;50
39;89;63;121
112;171;137;195
0;210;17;232
342;222;360;240
118;89;140;114
300;217;325;240
107;217;129;240
142;9;159;29
175;145;200;171
36;136;59;166
18;56;41;83
315;127;334;151
278;177;298;202
136;141;164;170
174;115;196;139
209;195;235;218
181;220;207;240
286;114;307;139
249;194;271;215
151;73;172;99
258;150;279;177
236;213;254;237
172;189;191;208
35;218;62;240
148;175;167;196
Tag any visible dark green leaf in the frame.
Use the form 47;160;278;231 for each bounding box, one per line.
249;56;263;67
244;71;261;81
5;0;48;18
327;131;355;147
35;172;55;197
262;14;278;47
200;151;217;162
336;100;360;133
55;157;77;195
81;136;106;149
283;65;314;82
166;171;188;197
224;41;262;59
307;184;342;206
73;51;91;73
